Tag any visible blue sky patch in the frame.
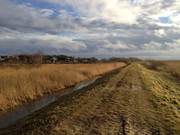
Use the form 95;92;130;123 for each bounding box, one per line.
159;16;171;24
12;0;79;17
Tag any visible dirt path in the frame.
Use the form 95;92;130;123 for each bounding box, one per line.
0;63;179;135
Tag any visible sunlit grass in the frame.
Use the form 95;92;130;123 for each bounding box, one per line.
0;63;125;112
162;61;180;79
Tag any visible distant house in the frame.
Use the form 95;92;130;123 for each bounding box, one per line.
0;56;8;63
51;57;57;63
0;56;5;62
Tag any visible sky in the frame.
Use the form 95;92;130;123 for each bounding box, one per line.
0;0;180;59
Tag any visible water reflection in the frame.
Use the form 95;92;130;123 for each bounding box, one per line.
0;77;98;129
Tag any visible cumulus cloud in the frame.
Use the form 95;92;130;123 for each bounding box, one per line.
154;29;166;37
41;0;141;24
143;41;163;50
0;0;55;32
104;43;135;50
0;0;85;33
0;0;179;59
0;27;87;53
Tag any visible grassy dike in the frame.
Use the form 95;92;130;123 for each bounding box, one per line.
140;63;180;134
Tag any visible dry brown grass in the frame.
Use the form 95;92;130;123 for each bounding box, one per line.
0;63;125;112
162;61;180;74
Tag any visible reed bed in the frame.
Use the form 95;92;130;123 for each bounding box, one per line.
0;63;125;112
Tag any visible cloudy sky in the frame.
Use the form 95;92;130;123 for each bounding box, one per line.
0;0;180;59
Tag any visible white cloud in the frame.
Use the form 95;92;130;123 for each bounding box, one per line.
40;0;180;27
144;0;180;28
104;41;136;50
165;39;180;49
0;0;180;59
154;29;166;37
32;34;87;51
143;41;162;50
170;13;180;27
0;28;87;52
42;0;142;24
40;9;54;17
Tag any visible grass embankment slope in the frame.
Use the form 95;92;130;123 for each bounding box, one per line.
141;63;180;134
0;63;125;114
2;63;179;135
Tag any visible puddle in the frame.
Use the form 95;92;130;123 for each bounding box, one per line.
0;77;99;129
